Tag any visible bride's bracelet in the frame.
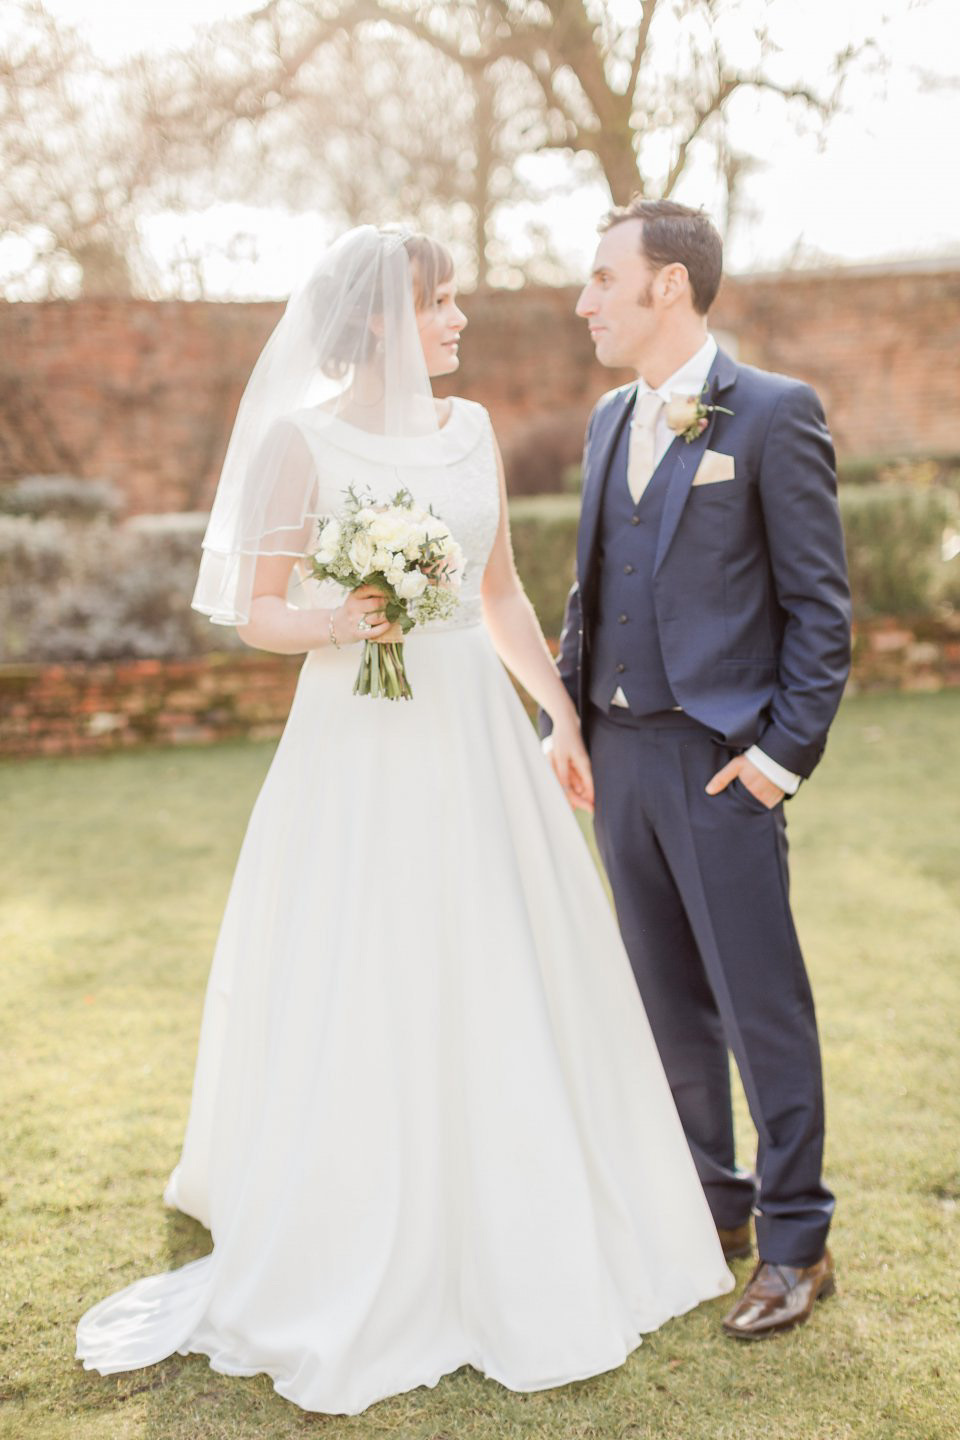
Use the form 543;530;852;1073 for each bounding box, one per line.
328;608;342;649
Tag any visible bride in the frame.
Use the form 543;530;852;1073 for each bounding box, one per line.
76;225;732;1416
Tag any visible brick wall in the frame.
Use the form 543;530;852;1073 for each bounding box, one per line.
0;652;302;756
715;265;960;459
0;299;278;514
2;616;958;759
2;262;958;513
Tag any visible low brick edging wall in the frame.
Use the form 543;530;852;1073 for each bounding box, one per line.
1;617;959;759
850;616;960;693
0;652;303;757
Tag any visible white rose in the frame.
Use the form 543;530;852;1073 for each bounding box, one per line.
315;517;341;563
396;570;429;600
423;515;449;542
664;395;701;434
403;526;428;560
380;555;404;589
348;533;375;576
371;546;395;574
368;512;408;548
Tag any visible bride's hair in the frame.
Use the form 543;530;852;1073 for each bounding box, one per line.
310;229;454;378
401;232;454;310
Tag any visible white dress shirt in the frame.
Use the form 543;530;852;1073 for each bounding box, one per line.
634;332;718;469
582;332;800;797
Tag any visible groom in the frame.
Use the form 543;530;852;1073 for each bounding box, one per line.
543;198;851;1338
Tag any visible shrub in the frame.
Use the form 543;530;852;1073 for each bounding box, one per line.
0;511;241;663
502;411;588;496
1;482;957;664
0;474;123;521
839;483;959;618
509;495;580;637
507;484;960;633
836;455;960;491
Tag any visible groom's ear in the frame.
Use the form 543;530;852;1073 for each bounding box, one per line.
659;263;691;308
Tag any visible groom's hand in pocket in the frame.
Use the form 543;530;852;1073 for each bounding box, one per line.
546;723;595;815
706;754;784;809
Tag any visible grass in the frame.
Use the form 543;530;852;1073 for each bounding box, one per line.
1;689;959;1440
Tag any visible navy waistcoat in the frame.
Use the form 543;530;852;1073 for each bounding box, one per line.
587;410;678;716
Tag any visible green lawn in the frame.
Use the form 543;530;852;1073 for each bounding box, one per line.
1;690;959;1440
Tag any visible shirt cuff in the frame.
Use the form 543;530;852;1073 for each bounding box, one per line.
745;744;801;795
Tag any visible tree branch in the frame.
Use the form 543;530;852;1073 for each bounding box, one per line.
736;73;834;114
629;0;658;102
661;76;737;198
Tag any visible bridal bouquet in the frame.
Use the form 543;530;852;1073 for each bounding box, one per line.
310;486;464;700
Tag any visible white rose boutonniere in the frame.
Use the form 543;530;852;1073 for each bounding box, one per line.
665;385;734;444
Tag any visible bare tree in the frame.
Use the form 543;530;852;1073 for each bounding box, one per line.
0;2;159;296
1;0;873;295
213;2;863;201
137;3;548;284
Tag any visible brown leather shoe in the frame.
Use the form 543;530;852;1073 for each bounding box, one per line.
717;1222;753;1261
722;1249;835;1339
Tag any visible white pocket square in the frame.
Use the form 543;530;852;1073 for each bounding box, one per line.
691;450;736;486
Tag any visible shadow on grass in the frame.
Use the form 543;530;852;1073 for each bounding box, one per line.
163;1207;210;1270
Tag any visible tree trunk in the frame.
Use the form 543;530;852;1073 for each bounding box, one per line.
74;238;134;298
472;68;496;286
592;126;644;205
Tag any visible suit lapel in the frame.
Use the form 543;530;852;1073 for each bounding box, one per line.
653;348;738;576
577;384;636;584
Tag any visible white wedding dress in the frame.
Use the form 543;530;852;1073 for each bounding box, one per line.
77;397;733;1415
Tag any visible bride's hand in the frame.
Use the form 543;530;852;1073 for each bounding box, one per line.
547;716;595;815
333;586;402;645
370;622;405;644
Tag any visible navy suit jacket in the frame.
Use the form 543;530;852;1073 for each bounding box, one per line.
542;348;852;779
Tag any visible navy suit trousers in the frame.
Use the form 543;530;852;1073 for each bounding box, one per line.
588;704;835;1268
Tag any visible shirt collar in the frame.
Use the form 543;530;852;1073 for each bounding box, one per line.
637;334;718;405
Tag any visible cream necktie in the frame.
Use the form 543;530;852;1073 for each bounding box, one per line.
627;390;665;504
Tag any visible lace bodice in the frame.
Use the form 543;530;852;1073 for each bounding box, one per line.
290;397;499;633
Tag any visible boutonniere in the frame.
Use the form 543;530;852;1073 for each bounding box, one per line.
665;385;734;444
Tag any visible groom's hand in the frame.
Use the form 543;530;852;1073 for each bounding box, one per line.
706;754;784;809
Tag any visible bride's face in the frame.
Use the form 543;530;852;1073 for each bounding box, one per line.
417;277;467;377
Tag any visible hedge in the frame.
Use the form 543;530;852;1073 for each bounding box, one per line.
1;480;958;663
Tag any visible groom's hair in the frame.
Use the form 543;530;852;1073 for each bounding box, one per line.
600;198;722;315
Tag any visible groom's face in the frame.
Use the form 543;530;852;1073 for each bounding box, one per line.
576;220;659;371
